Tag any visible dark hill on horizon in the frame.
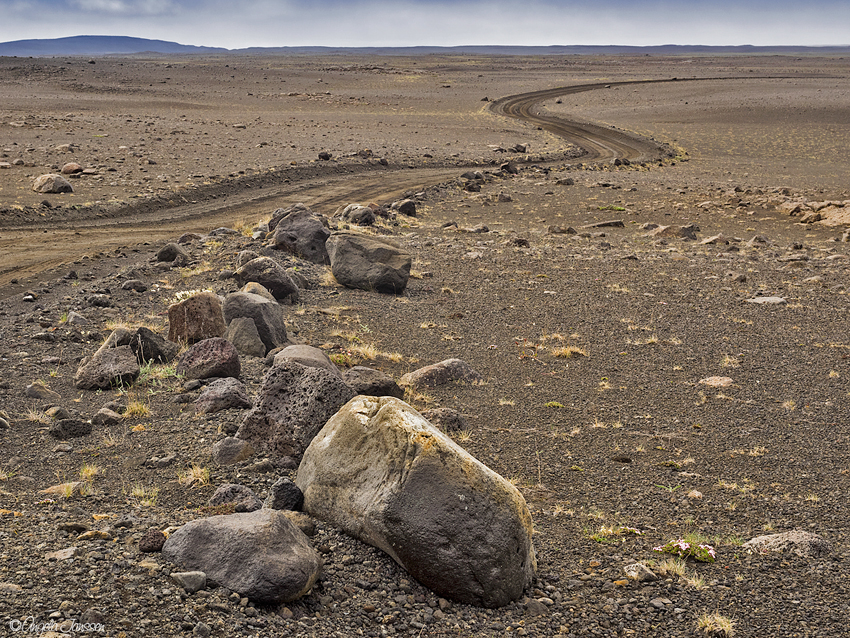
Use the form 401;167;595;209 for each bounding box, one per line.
0;35;848;57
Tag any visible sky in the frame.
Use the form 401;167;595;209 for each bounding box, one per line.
0;0;847;49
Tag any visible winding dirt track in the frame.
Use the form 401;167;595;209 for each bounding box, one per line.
489;79;678;163
0;78;682;290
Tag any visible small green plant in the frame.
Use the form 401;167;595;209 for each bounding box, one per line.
656;483;681;492
329;352;353;367
131;484;159;507
654;538;716;562
545;401;565;408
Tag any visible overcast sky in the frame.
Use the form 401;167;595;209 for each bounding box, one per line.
0;0;847;48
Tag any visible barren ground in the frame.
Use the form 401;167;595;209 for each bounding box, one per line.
1;54;849;638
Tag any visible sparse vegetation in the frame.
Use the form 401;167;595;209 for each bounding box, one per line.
696;613;735;637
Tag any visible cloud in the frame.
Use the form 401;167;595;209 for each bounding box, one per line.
0;0;848;48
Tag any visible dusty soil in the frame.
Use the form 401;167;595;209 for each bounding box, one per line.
1;54;849;638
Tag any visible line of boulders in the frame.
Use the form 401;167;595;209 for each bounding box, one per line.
66;201;537;610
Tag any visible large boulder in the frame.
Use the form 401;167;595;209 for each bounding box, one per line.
161;509;322;605
326;231;411;294
236;361;355;460
270;204;331;264
167;292;227;345
234;257;298;301
295;396;536;608
176;338;241;380
222;291;288;356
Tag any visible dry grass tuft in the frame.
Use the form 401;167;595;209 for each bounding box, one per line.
552;345;588;358
696;613;735;636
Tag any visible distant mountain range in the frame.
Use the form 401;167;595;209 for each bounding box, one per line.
1;35;848;57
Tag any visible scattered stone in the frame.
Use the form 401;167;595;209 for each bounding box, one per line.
139;529;167;553
221;291;290;356
420;407;468;432
211;437;255;465
171;571;207;594
167;291;227;344
624;562;658;582
339;203;376;226
32;174;73;194
391;199;417;216
646;224;698;240
699;376;733;388
49;419;92;439
129;326;179;365
161;509;322;604
195;377;252;414
156;242;189;263
296;396;536;608
25;382;61;401
176;337;241;380
121;279;148;292
743;530;833;557
746;296;786;305
273;344;341;377
74;344;140;391
235;257;299;301
264;477;304;511
60;162;83;175
208;483;263;513
326;231;411;294
582;219;624;229
224;317;266;358
400;358;483;390
45;547;77;561
342;366;404;399
236;360;356;460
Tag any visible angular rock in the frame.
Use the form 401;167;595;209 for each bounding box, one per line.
195;378;252;414
91;408;122;426
156;243;189;263
342;366;404;399
236;250;261;268
222;291;288;355
646;224;698;240
264;477;304;511
399;358;483;390
270;204;331;265
129;327;179;365
239;282;276;301
225;317;266;358
211;437;255;465
235;257;298;301
74;345;140;390
171;571;207;594
421;407;468;432
236;361;356;460
624;562;658;582
746;296;786;305
273;344;341;377
176;338;241;380
161;509;322;604
32;174;73;194
296;396;536;608
61;162;83;175
208;483;263;513
25;382;61;401
167;292;226;344
743;530;832;557
49;419;92;439
339;204;375;226
326;231;411;294
391;199;417;216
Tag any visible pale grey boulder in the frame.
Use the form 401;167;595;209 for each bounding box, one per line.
161;509;322;605
326;231;411;294
295;396;536;608
236;361;355;460
743;530;832;557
